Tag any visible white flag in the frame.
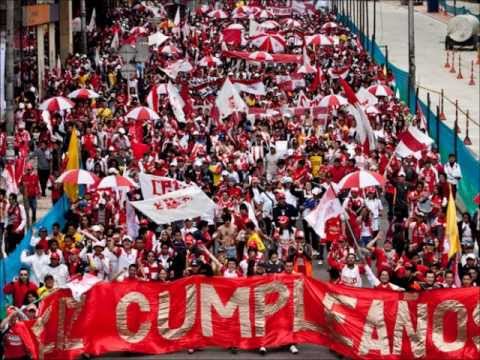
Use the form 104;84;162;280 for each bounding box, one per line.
139;173;190;199
305;187;343;238
174;6;181;26
215;78;248;120
167;82;185;123
87;8;96;32
111;32;119;50
126;201;139;239
131;187;216;225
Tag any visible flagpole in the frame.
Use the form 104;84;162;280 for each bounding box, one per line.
328;184;363;256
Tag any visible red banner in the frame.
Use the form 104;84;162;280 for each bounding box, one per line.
15;275;480;360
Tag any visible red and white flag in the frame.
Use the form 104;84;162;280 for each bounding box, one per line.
167;82;186;123
416;101;427;130
276;73;305;91
146;84;168;113
139;173;190;199
395;126;433;159
215;78;248;119
63;274;102;301
297;90;311;107
340;78;375;153
231;79;266;96
305;186;343;238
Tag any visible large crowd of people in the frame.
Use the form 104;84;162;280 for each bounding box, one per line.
1;0;480;357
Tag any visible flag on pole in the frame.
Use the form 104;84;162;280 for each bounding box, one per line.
167;82;186;123
64;128;80;201
339;78;376;153
446;190;460;259
87;8;96;32
305;187;343;238
215;78;248;119
394;126;433;159
111;31;119;50
174;6;181;26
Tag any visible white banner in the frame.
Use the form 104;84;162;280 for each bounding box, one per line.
232;80;266;96
131;187;216;225
139;173;189;199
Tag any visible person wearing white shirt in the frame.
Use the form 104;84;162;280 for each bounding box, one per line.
41;253;69;287
116;237;138;274
443;154;462;198
20;246;50;284
364;189;383;233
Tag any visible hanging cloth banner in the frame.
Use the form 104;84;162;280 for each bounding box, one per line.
131;186;215;224
14;275;480;360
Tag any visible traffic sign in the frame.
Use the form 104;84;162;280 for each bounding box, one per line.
118;44;136;63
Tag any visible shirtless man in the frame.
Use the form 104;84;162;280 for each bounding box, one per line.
213;213;238;259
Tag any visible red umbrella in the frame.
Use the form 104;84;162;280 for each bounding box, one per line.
198;55;223;67
318;94;348;109
259;20;280;31
250;33;286;53
39;96;75;112
248;51;273;62
159;45;182;56
55;169;99;186
97;175;138;190
126;106;160;121
255;9;274;19
305;34;334;46
338;170;386;190
208;9;228;19
321;22;338;31
281;18;301;29
68;89;100;100
367;84;394;97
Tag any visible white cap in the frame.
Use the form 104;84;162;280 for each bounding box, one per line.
312;187;321;195
281;176;292;184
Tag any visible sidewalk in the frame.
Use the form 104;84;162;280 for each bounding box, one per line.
367;0;479;159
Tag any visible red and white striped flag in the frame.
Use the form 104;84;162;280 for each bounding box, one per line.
395;126;433;159
276;73;305;91
339;79;376;153
146;84;167;113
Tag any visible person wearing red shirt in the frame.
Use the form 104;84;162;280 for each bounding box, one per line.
1;307;30;360
3;268;38;308
329;157;346;183
21;165;41;224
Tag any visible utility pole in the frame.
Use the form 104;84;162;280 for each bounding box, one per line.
408;0;416;110
5;0;15;158
372;0;376;57
80;0;87;55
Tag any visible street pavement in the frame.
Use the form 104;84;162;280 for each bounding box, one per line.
366;0;480;159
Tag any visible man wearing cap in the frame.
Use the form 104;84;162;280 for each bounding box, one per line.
41;252;69;287
272;191;298;225
81;239;111;280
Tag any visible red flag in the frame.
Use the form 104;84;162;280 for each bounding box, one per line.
180;83;193;120
309;66;323;92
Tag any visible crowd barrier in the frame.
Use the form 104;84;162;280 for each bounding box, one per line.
0;196;70;315
439;0;480;20
337;13;480;214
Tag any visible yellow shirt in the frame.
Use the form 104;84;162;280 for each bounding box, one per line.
78;73;90;86
38;286;55;299
248;232;265;252
209;165;222;187
310;155;322;177
108;72;117;87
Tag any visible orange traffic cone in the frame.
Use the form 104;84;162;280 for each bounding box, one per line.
444;51;450;68
456;54;463;79
469;61;476;86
